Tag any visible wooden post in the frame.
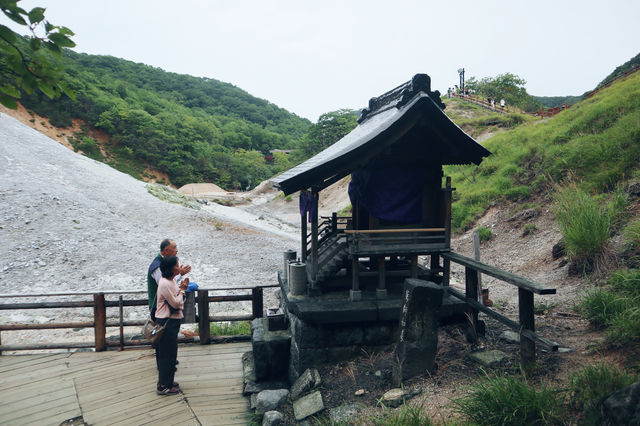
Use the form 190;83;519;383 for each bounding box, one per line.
519;288;535;365
464;267;479;342
93;293;106;352
473;230;483;305
118;295;124;351
377;256;387;298
252;287;264;319
311;189;319;284
444;177;452;249
197;290;210;345
332;212;337;233
410;255;418;278
350;257;361;301
442;258;450;286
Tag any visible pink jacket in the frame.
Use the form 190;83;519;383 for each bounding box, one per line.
155;277;184;319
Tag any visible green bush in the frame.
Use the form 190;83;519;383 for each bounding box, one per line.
577;287;630;327
477;226;492;242
622;219;640;248
569;363;637;426
372;404;434;426
209;321;251;336
577;268;640;345
552;185;610;263
454;372;565;426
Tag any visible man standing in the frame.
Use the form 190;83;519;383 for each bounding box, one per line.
147;239;191;320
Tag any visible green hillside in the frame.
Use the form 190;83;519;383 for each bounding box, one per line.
17;45;311;189
446;69;640;231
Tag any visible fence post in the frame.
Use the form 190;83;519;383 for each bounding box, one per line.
93;293;106;351
197;290;210;345
519;288;535;365
464;267;479;341
252;287;264;318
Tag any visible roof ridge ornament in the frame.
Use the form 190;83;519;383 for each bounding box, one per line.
358;73;445;123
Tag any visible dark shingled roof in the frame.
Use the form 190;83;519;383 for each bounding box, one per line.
271;74;491;195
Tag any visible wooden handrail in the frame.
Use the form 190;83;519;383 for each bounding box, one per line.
345;228;445;234
0;285;272;354
442;251;555;294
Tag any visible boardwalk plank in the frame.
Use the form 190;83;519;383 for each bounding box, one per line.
0;344;251;426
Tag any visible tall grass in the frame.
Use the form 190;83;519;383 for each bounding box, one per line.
552;185;611;264
577;268;640;346
371;404;434;426
453;372;565;425
569;363;638;426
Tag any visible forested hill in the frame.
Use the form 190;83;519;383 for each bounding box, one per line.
18;46;312;189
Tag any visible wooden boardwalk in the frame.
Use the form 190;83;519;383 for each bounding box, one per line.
0;342;251;426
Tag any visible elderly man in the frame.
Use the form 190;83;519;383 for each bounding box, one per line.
147;239;191;320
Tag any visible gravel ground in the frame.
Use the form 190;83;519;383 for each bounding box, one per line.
0;113;298;346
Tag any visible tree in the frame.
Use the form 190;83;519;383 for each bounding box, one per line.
299;109;358;157
467;72;541;112
0;0;75;108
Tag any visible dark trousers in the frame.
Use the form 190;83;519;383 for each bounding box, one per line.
157;318;180;388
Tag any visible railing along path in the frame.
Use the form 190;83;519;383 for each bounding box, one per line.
0;285;277;354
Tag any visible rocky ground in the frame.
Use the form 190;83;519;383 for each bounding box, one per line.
0;112;296;347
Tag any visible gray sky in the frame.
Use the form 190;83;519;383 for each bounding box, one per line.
6;0;640;121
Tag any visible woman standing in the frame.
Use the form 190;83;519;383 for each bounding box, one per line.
155;255;188;395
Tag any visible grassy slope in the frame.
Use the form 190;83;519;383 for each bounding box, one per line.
446;70;640;231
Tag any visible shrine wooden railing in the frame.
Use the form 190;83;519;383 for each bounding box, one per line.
441;251;558;365
0;285;277;354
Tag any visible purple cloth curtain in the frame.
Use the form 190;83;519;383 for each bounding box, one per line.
349;166;426;223
299;190;317;222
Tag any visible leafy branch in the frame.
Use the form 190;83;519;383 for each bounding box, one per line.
0;0;75;108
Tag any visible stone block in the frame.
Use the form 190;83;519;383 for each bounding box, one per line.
602;381;640;426
255;389;289;414
252;318;291;381
293;390;325;421
499;330;520;344
364;324;395;345
291;368;322;400
244;380;289;396
330;324;364;347
290;313;324;349
262;410;284;426
470;350;508;368
242;351;256;384
393;279;443;384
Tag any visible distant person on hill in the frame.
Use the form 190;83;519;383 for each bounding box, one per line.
500;98;505;109
491;98;495;110
147;239;191;321
155;255;188;395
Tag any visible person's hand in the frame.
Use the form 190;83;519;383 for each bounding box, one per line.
179;264;191;275
179;277;189;291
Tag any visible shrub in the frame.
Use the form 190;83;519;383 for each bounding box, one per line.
622;219;640;248
372;404;434;426
454;372;565;425
569;363;637;426
577;287;629;327
209;321;251;336
552;185;610;263
477;226;492;242
577;268;640;345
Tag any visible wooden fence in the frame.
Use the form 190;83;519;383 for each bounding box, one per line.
441;252;558;364
0;285;277;354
